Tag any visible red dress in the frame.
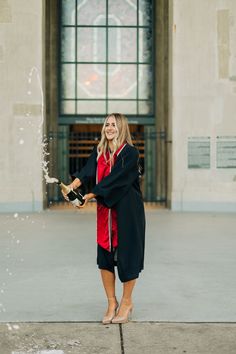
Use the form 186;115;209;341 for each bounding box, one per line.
96;144;126;252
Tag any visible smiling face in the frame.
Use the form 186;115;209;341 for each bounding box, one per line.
104;115;118;141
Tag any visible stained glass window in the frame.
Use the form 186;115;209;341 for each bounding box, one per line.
59;0;154;119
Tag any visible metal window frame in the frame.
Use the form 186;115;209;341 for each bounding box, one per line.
58;0;155;124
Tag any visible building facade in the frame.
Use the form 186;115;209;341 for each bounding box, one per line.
0;0;236;212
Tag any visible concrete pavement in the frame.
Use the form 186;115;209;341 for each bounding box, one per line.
0;206;236;353
1;322;236;354
1;207;236;322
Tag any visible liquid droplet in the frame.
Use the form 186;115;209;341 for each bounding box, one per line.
12;324;20;330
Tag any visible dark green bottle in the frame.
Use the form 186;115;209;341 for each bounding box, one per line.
57;180;85;206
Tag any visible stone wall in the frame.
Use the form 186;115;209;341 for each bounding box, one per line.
170;0;236;211
0;0;45;212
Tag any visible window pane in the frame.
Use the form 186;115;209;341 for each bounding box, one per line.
139;64;152;99
77;0;106;25
108;0;137;26
139;28;152;63
61;100;75;114
108;101;137;114
61;64;75;98
108;28;137;62
62;0;75;25
60;0;154;117
139;0;152;26
77;64;106;98
77;100;106;114
138;101;152;114
108;64;137;99
61;27;75;62
77;28;106;62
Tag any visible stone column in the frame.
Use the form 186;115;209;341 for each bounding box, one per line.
0;0;45;212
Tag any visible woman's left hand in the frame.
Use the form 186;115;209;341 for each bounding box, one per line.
77;193;96;208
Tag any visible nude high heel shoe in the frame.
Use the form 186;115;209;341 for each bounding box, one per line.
111;303;133;324
102;297;119;325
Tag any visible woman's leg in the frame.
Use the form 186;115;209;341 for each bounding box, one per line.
100;269;118;323
112;279;136;323
120;278;136;307
100;269;116;300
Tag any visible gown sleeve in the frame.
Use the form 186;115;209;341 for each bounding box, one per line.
92;146;139;208
71;146;97;186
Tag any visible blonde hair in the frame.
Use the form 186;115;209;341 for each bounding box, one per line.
97;113;133;160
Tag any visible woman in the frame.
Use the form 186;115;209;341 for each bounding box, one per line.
65;113;145;324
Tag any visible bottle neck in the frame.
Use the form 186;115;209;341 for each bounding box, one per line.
59;182;70;194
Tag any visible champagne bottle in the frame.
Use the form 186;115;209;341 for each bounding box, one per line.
57;180;85;206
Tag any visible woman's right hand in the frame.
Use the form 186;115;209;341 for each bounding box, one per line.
61;188;69;201
69;178;82;190
61;178;82;201
68;178;82;189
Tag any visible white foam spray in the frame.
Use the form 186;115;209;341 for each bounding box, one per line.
27;66;59;185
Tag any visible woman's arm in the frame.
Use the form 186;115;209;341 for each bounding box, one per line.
92;146;139;208
71;146;97;186
61;147;97;202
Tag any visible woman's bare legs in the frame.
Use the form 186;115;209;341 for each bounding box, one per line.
112;279;136;323
100;269;118;323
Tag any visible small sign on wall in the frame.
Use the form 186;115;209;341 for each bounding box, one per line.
216;136;236;168
188;137;211;169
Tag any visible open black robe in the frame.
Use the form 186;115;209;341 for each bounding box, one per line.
72;144;145;282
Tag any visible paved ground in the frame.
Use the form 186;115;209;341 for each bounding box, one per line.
0;206;236;353
1;322;236;354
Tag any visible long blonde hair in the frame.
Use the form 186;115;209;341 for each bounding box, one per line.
97;113;133;160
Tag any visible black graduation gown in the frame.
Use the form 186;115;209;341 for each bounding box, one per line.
72;144;146;282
